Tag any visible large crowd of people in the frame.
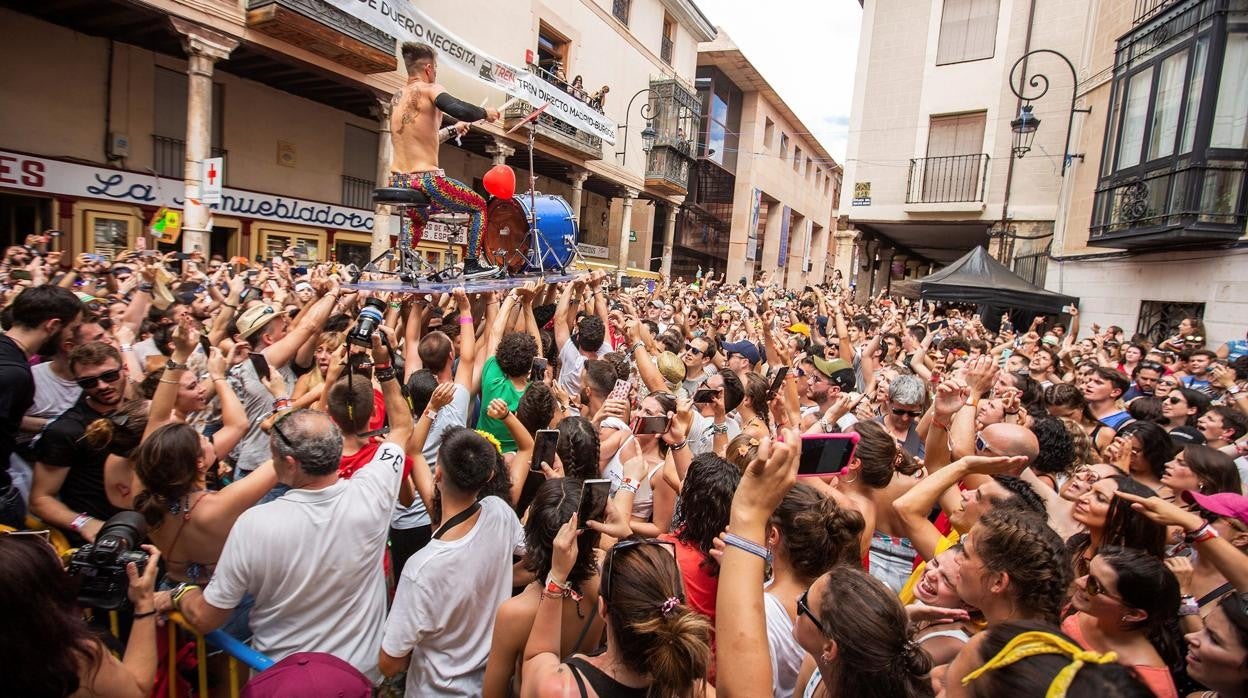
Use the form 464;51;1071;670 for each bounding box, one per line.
2;239;1248;698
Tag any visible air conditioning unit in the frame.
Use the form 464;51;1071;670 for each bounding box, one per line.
108;132;130;158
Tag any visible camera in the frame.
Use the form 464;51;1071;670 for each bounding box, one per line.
67;512;150;610
347;297;388;347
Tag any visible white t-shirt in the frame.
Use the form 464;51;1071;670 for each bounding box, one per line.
764;592;804;698
688;411;741;456
382;496;525;697
203;441;406;682
131;337;163;368
556;337;610;402
29;362;81;419
392;383;471;530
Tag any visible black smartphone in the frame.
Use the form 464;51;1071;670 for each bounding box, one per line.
248;351;271;380
198;336;212;357
577;479;611;529
693;388;720;403
532;429;558;473
798;434;860;478
633;415;670;435
9;269;31;281
530;357;548;384
769;366;789;397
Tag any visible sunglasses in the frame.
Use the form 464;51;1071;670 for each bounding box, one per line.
1084;574;1121;601
1166;395;1186;405
1139;361;1164;372
683;343;705;356
975;431;998;455
797;587;830;637
75;368;123;389
601;538;680;603
269;408;298;450
891;407;923;418
1072;464;1103;483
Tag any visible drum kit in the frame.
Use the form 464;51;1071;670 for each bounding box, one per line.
348;102;589;293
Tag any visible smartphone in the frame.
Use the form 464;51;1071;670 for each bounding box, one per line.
530;357;548;384
608;379;631;402
198;336;212;357
693;387;719;403
531;429;558;473
577;479;611;529
769;366;789;397
9;269;31;281
633;415;670;435
798;433;860;478
248;351;271;380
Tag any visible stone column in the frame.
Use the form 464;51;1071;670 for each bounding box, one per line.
873;245;895;297
659;203;678;280
171;19;237;254
853;236;875;304
486;138;515;167
615;187;640;274
371;98;394;261
760;203;783;273
568;168;589;230
832;229;856;287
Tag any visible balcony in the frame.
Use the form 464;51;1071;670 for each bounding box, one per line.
245;0;396;73
661;36;674;65
646;143;693;196
1089;162;1247;249
502;101;603;160
341;175;374;210
906;154;989;204
641;78;701;195
152;136;227;181
1133;0;1178;24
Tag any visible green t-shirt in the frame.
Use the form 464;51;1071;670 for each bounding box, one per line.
477;356;526;453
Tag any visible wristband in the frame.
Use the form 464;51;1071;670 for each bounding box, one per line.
132;609;158;620
222;303;237;309
120;344;133;353
1184;523;1219;544
458;315;474;325
389;302;402;309
723;532;772;564
375;368;398;382
545;574;571;594
138;282;154;293
273;398;291;411
931;417;951;431
372;363;392;372
171;583;200;612
617;481;639;494
669;440;688;451
70;513;92;532
423;408;440;422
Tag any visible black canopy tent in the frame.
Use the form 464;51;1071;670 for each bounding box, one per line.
918;246;1078;330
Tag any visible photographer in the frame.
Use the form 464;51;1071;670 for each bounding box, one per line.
0;532;162;698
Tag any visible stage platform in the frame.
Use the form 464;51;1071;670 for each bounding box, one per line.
344;270;584;293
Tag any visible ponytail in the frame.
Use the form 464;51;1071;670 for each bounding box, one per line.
132;489;167;529
630;603;712;696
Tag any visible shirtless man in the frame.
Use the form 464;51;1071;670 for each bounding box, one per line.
390;42;501;279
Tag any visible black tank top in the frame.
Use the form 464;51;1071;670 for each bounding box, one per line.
564;656;650;698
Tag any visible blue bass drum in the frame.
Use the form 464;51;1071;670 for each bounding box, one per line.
484;193;578;273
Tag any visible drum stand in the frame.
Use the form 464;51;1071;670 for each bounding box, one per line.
516;120;591;278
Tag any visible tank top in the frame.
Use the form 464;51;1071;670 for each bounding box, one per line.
564;656;649;698
629;460;666;521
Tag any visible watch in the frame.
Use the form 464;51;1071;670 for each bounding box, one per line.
165;359;189;371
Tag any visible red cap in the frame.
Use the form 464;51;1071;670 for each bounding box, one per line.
241;653;372;698
1182;490;1248;526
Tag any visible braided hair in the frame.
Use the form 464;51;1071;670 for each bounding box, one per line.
973;507;1072;624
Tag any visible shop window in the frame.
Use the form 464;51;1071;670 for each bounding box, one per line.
334;239;371;267
89;214;134;261
261;232;321;264
1137;300;1205;345
936;0;1000;65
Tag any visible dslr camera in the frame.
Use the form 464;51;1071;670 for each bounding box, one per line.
67;512;150;610
347;297;388;347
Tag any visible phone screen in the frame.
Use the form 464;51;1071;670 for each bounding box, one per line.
798;434;859;478
530;357;548;384
577;479;611;529
693;388;719;403
769;366;789;396
248;352;271;380
633;415;670;435
532;429;558;473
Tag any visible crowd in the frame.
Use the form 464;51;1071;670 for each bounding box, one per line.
2;237;1248;698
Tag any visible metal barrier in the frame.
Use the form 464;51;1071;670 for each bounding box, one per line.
109;610;274;697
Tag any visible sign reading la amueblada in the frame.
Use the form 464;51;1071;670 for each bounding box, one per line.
0;151;374;233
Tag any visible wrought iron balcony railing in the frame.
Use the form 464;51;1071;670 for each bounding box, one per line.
1089;161;1247;248
153;135;227;181
906;154;989;204
341;175;375;210
503;101;603;160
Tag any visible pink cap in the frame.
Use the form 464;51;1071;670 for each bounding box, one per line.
241;652;372;698
1182;490;1248;526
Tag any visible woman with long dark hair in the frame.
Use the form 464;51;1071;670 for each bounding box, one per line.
1161;387;1211;431
1162;444;1242;498
1068;475;1167;579
0;533;162;698
1108;421;1175;494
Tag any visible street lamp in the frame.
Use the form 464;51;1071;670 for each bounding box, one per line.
616;88;657;166
1007;48;1091;176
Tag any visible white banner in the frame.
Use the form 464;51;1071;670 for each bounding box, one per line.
325;0;616;144
578;243;609;259
0;151;374;233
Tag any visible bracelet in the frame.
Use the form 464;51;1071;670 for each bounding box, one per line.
545;575;571;595
1229;385;1244;396
458;315;474;325
629;341;645;355
723;532;772;564
273;398;291;410
931;417;951;431
171;583;200;613
159;378;181;384
617;481;639;494
669;440;688;451
710;422;729;435
120;344;133;353
132;609;158;620
389;302;402;309
423;408;440;422
69;513;92;532
375;368;398;382
1185;523;1220;544
212;377;228;383
138;283;153;293
372;363;392;372
222;303;237;309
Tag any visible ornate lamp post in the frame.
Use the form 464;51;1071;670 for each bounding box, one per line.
616;88;657;166
1007;49;1092;176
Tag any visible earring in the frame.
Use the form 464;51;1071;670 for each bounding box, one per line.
844;471;858;484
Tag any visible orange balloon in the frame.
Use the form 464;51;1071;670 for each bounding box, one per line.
482;165;516;200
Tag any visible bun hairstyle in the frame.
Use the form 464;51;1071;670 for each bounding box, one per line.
815;565;932;697
605;543;711;697
847;420;917;485
132;423;206;528
82;399;150;458
771;483;865;578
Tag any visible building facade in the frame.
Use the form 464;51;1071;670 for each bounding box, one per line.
0;0;714;276
840;0;1089;298
1044;0;1248;346
669;32;842;287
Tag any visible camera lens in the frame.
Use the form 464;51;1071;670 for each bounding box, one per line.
348;297;388;347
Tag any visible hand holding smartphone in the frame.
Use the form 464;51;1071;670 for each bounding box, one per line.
531;429;558;473
577;479;611;529
248;351;272;381
798;433;860;478
632;415;670;435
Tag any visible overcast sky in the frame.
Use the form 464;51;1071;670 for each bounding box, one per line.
696;0;862;164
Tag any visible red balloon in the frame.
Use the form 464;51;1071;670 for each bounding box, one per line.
482;165;516;200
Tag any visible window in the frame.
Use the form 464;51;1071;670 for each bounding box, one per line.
1137;300;1205;345
152;67;224;180
927;112;986;156
612;0;630;25
764;117;775;150
936;0;1000;65
88;213;134;261
1210;33;1248;149
342;125;379;209
794;147;803;173
915;112;988;202
661;15;676;65
779;133;789;159
537;23;570;80
695;68;742;170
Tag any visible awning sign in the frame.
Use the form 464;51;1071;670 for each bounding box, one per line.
323;0;616;144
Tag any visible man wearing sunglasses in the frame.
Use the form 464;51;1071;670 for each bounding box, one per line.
878;374;927;459
29;342;127;545
680;336;717;395
1124;361;1165;401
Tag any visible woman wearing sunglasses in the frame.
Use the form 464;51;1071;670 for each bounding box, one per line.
1062;546;1184;698
1106;422;1174;495
1161;388;1211;431
521;523;711;698
792;564;933;698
